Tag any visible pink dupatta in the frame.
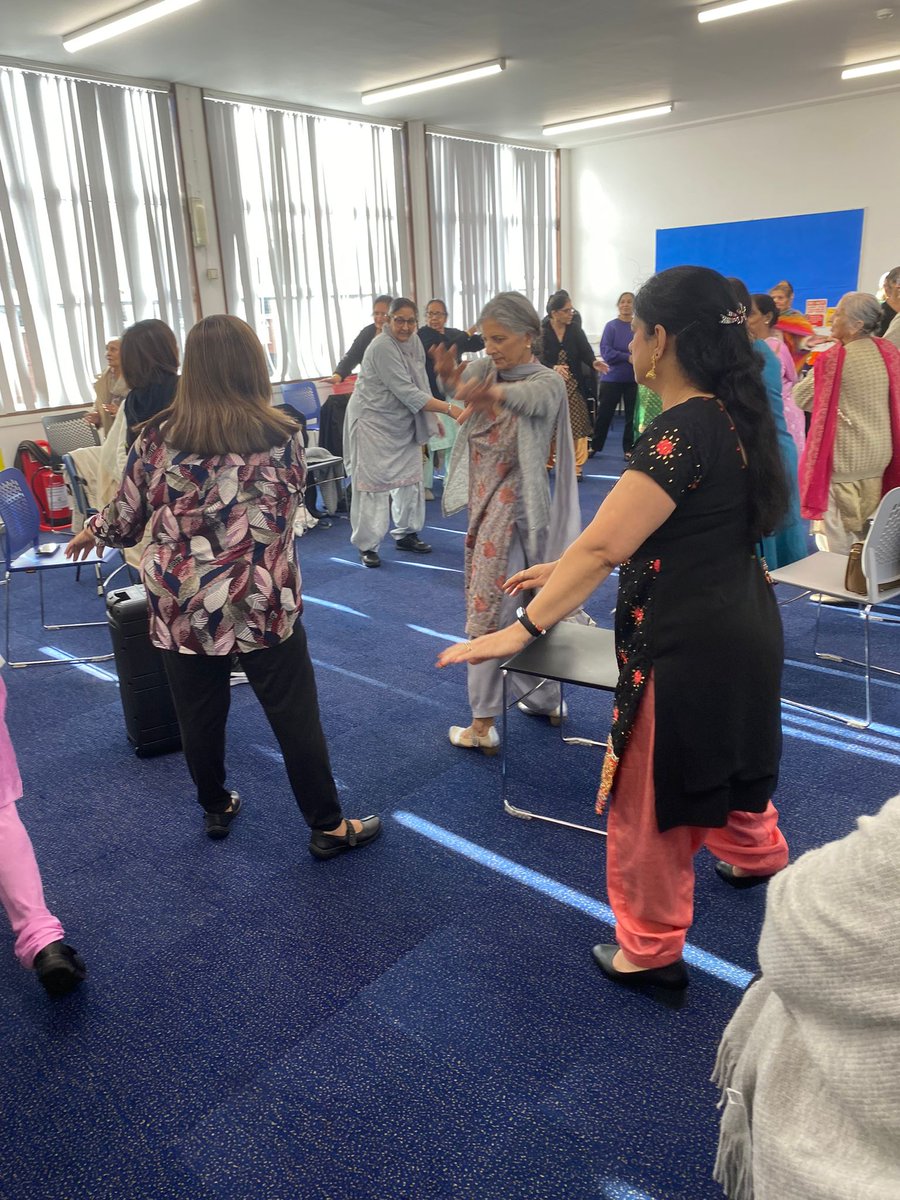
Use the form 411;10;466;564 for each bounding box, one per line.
799;338;900;520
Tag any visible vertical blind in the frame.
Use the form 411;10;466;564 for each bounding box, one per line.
427;132;557;327
0;67;192;412
205;97;410;379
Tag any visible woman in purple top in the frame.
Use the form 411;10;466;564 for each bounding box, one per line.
593;292;639;459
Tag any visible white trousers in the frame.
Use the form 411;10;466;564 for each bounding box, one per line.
350;482;425;551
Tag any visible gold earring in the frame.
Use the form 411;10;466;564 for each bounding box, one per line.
646;352;658;381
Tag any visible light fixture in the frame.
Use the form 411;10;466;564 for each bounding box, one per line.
542;103;673;137
697;0;799;24
63;0;202;53
361;59;505;106
842;56;900;80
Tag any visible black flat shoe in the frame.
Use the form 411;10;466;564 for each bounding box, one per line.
715;861;775;889
204;791;241;840
395;534;432;554
591;944;689;991
309;815;382;860
33;941;87;997
360;549;381;568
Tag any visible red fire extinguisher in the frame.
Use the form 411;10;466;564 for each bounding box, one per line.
13;440;72;531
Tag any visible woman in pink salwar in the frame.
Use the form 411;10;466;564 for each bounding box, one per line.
0;675;86;996
752;293;804;455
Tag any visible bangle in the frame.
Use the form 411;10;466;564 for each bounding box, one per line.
516;606;546;638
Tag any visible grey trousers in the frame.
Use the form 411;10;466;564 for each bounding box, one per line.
466;534;561;720
350;481;425;551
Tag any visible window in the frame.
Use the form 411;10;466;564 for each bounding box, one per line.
205;96;410;379
0;66;193;412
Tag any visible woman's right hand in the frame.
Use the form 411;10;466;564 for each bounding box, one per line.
430;342;465;391
553;364;571;379
85;411;101;427
503;561;559;595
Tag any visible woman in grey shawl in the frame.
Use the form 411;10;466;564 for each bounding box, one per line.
345;297;463;567
436;292;581;753
713;793;900;1200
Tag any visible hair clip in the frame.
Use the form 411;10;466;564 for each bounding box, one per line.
719;304;747;326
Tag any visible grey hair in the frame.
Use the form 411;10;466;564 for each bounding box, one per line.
840;292;883;336
885;266;900;288
478;291;541;340
389;296;417;316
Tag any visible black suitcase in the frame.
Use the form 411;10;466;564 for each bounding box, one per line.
106;584;182;757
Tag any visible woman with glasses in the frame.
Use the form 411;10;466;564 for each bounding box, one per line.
329;295;393;384
539;291;604;481
346;297;464;567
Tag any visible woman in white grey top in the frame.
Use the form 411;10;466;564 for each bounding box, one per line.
713;791;900;1200
345;297;463;568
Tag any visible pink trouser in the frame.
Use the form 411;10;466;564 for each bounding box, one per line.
0;677;64;968
606;677;789;969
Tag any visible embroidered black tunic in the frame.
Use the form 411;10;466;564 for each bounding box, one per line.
597;397;783;833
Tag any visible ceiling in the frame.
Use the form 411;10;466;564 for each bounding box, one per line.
2;0;900;146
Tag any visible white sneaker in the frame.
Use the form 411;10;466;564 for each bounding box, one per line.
448;724;500;756
517;700;568;727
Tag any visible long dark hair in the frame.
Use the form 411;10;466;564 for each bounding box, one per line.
633;266;788;540
159;315;298;456
120;319;179;390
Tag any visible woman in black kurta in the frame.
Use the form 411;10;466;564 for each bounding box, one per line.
438;266;791;992
540;291;602;479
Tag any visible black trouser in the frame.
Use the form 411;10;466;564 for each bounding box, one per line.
592;380;638;455
161;624;343;831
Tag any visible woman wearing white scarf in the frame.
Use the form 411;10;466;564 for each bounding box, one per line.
345;297;462;567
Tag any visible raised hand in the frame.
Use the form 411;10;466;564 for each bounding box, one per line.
429;342;465;392
503;561;559;595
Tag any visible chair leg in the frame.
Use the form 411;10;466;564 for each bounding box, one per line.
781;599;873;729
8;571;114;668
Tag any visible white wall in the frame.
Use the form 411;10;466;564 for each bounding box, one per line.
563;91;898;345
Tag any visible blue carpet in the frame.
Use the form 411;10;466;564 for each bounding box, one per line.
1;433;897;1200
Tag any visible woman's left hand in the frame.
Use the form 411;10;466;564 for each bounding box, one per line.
65;527;103;562
436;622;532;667
454;378;504;425
594;358;609;375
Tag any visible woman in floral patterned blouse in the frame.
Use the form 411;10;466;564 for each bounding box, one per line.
67;316;380;860
439;267;791;992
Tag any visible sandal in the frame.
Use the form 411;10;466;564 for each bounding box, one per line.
448;725;500;756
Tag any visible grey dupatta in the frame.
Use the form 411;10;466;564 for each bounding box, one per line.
443;358;581;565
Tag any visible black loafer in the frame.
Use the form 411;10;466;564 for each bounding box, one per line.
309;815;382;860
204;791;241;840
360;549;381;568
715;861;775;889
33;941;87;997
395;534;432;554
591;943;689;991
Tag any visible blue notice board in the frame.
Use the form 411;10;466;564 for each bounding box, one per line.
655;210;864;310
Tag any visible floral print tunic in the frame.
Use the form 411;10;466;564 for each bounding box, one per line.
464;407;521;638
597;398;783;833
89;427;307;656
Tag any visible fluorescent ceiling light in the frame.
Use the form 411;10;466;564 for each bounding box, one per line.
842;57;900;80
361;59;505;106
697;0;799;24
543;103;673;137
63;0;202;53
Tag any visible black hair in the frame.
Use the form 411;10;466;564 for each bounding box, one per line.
388;297;417;316
546;290;571;317
426;298;448;313
752;293;779;328
633;266;789;541
373;294;393;308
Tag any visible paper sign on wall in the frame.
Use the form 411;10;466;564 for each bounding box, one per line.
805;299;827;327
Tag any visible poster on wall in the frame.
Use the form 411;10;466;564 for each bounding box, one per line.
654;209;865;311
805;299;828;327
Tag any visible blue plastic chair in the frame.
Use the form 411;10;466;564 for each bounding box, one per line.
0;468;114;667
280;380;321;432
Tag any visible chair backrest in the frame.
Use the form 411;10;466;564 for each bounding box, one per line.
862;486;900;600
62;453;95;520
43;411;100;457
280;381;321;427
0;469;41;566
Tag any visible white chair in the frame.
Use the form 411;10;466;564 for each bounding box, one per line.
769;487;900;729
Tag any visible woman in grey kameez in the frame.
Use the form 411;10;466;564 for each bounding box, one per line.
438;293;581;753
346;298;463;568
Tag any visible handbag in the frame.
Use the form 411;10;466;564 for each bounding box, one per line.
844;542;866;595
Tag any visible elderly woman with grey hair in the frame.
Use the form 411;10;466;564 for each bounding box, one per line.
794;292;900;552
880;266;900;348
432;291;581;753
